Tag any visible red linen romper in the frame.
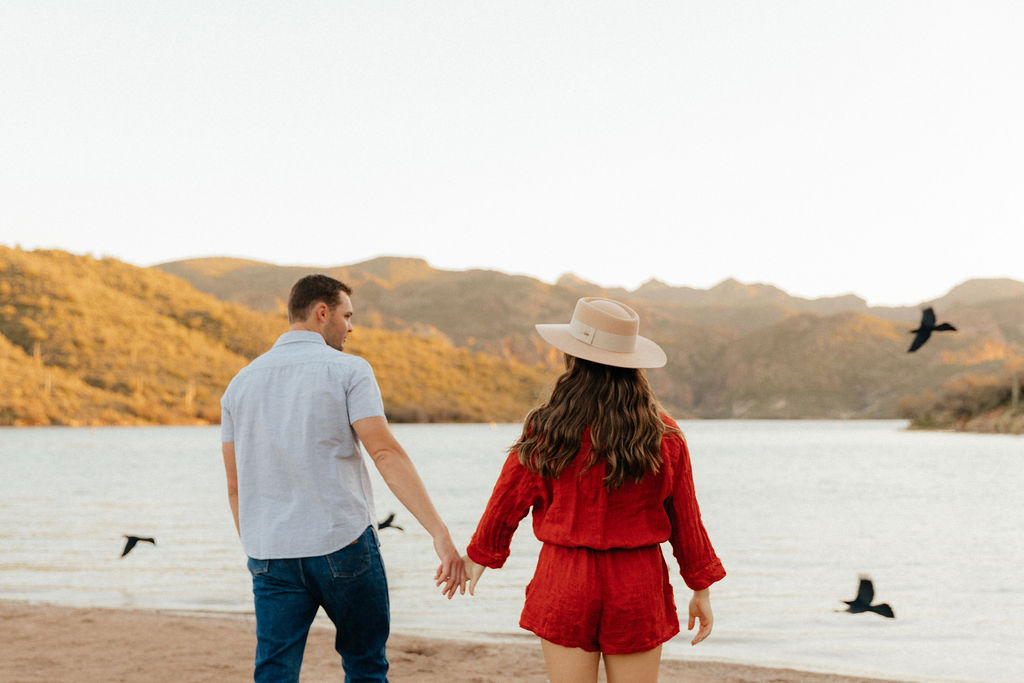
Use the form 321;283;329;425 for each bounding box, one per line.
466;415;725;654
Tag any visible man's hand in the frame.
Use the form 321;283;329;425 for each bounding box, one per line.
433;533;468;599
688;588;714;645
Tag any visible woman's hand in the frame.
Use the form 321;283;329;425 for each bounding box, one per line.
688;589;714;645
462;555;486;595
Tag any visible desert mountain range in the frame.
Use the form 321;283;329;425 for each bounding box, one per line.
2;246;1021;426
157;255;1024;421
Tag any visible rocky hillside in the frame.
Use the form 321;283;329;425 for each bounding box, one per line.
158;255;1024;421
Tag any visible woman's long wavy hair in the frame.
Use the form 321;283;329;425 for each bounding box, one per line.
512;355;680;488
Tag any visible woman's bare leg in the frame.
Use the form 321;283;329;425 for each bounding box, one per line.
540;639;601;683
603;644;662;683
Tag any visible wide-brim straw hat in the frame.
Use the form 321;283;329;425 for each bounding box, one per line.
535;297;667;369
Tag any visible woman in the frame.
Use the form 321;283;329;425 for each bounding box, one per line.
463;297;725;683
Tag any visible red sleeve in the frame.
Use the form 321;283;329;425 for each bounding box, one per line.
466;451;542;569
664;434;726;590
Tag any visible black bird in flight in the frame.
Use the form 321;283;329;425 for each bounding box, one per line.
377;513;404;531
121;535;156;557
908;307;957;352
840;575;895;618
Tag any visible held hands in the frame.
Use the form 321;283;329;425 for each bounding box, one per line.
432;532;469;599
687;589;714;645
434;549;485;600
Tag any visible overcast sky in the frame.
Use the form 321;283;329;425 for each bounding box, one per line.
2;2;1022;306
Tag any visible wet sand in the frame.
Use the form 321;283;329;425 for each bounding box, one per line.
0;600;903;682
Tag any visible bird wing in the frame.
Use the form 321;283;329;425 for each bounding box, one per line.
934;323;956;332
856;577;875;605
121;537;138;557
908;329;931;352
921;307;936;327
872;603;895;619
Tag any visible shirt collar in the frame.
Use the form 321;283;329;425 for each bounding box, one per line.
273;330;328;347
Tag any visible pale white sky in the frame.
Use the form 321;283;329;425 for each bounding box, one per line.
1;2;1021;307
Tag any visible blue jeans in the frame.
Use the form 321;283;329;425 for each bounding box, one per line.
247;526;389;682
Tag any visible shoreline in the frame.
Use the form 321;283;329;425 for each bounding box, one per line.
0;600;905;682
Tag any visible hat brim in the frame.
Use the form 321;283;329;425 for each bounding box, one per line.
535;324;667;369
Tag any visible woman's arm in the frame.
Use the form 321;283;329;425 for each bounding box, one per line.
465;451;540;569
665;437;726;591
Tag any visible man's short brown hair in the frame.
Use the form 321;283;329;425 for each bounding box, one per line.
287;275;352;323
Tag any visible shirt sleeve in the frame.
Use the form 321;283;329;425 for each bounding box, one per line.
345;358;386;424
664;435;726;591
466;451;542;569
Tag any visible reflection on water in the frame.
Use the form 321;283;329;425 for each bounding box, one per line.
1;421;1022;683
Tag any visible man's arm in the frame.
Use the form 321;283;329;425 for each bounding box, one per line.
353;416;467;598
221;442;240;537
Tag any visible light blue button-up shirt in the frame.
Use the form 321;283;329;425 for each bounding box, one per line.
221;331;386;559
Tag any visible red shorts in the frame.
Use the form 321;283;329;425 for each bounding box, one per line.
519;543;679;655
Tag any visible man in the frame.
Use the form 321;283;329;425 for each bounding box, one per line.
221;274;466;682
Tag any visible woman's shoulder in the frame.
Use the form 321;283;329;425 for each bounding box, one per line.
659;413;686;442
658;413;689;464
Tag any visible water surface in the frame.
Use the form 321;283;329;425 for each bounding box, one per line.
1;421;1021;682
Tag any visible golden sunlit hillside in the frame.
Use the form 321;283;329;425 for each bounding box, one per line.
0;247;552;426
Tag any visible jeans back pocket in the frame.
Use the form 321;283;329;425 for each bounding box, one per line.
326;530;374;579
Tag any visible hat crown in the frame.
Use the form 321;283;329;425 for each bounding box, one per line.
569;298;641;353
574;298;639;337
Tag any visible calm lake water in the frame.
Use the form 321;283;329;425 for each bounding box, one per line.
1;421;1021;682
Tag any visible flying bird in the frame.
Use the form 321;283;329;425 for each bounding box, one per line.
839;575;895;618
377;513;404;531
121;535;156;557
908;307;956;352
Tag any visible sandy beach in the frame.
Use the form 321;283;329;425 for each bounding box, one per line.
0;600;904;682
